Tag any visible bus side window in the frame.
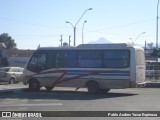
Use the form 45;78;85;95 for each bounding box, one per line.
56;52;65;67
37;54;46;66
55;51;78;68
45;51;56;69
78;50;102;68
103;50;129;68
65;51;78;68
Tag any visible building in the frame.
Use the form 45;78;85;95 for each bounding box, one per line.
6;49;35;67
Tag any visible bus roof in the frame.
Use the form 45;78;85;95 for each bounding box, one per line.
37;43;138;51
77;43;129;48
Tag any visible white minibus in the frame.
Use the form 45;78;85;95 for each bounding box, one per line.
23;43;146;93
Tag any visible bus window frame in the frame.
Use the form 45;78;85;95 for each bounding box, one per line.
27;49;130;73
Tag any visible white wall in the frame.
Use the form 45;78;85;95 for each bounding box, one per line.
8;57;30;67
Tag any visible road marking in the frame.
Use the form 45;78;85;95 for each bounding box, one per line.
0;103;63;107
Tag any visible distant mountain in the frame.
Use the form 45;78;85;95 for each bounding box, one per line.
87;37;111;44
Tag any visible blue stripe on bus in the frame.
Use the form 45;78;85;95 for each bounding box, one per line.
67;70;129;73
66;70;130;76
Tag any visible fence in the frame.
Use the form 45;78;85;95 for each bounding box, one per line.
146;61;160;81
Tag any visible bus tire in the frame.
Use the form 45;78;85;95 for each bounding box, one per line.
45;86;54;91
100;89;110;93
86;81;100;94
28;79;40;91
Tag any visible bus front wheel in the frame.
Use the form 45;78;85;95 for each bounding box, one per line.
29;79;40;91
86;81;100;94
45;86;54;91
100;89;110;93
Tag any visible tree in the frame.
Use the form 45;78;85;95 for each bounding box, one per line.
147;42;154;49
151;48;160;57
0;33;17;49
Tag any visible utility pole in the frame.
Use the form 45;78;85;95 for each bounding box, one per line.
155;0;160;79
69;36;71;46
66;8;92;46
156;0;160;48
145;41;147;51
60;35;63;46
82;20;87;44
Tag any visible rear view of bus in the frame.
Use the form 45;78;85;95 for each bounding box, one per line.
134;47;146;87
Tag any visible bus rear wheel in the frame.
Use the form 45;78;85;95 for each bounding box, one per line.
86;81;100;94
29;79;40;91
45;86;54;91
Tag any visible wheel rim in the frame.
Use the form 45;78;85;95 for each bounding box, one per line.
87;81;99;93
10;78;15;84
29;80;40;91
30;82;37;89
45;86;53;91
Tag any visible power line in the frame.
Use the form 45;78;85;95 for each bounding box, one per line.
11;34;71;37
88;18;155;33
0;17;67;29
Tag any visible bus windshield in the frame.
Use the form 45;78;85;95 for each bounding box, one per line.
27;52;46;73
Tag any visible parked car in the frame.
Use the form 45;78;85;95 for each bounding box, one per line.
0;67;24;84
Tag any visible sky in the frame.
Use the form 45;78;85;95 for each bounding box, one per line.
0;0;159;49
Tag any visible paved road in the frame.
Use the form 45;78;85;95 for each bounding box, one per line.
0;82;160;120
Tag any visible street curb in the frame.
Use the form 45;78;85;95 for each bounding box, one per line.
0;90;14;95
145;82;160;88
